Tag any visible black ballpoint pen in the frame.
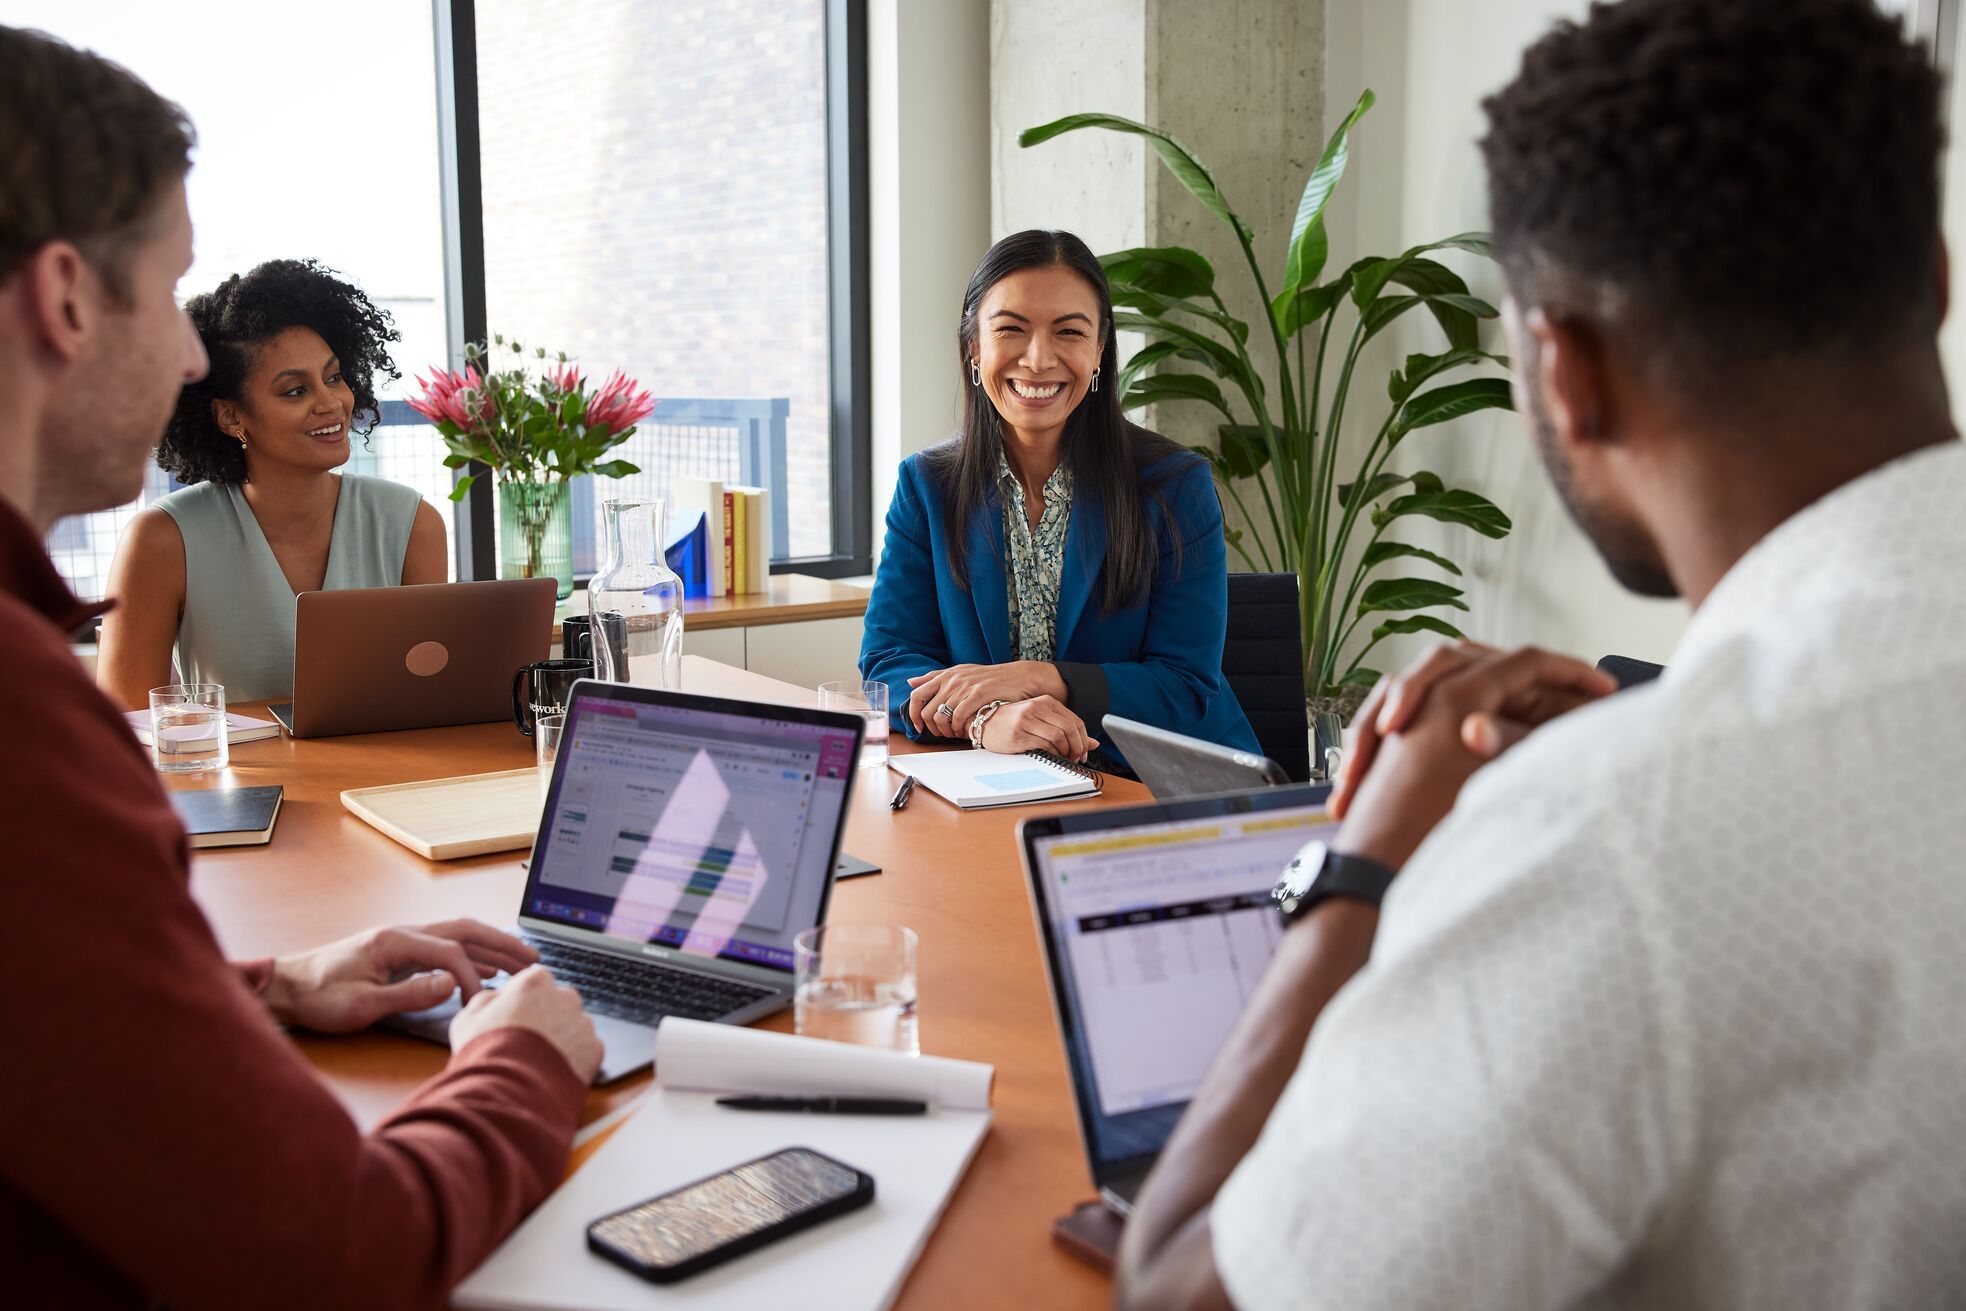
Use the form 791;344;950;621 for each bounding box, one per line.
717;1095;928;1115
888;774;915;810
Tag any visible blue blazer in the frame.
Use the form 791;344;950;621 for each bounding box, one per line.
859;442;1259;767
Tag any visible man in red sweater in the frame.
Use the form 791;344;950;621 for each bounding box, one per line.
0;26;605;1309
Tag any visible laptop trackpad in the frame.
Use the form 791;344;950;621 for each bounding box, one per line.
377;987;655;1084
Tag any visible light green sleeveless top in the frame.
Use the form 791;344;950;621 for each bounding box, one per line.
155;473;421;701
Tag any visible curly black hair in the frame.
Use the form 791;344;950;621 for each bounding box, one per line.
158;258;401;484
1480;0;1943;395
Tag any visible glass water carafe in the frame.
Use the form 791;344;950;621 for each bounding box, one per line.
589;498;684;689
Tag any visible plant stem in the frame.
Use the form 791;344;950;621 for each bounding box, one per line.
1218;475;1276;573
1314;413;1402;688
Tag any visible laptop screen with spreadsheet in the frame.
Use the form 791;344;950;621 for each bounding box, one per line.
1024;785;1335;1172
523;683;862;973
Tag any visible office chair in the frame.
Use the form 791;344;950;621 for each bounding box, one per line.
1222;573;1313;783
1597;654;1665;690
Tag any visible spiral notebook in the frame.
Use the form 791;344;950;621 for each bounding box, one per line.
889;749;1102;809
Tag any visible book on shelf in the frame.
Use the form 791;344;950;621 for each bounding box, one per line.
669;477;727;598
727;484;770;592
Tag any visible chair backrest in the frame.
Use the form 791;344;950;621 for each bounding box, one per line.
1223;572;1312;783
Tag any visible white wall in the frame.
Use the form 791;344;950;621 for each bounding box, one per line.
868;0;992;561
1322;0;1688;670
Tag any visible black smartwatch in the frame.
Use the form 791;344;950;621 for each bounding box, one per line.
1270;839;1398;927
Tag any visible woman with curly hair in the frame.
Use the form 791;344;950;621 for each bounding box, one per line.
96;259;447;707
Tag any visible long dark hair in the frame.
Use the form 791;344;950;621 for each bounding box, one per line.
928;228;1187;615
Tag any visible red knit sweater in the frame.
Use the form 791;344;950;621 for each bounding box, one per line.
0;498;585;1309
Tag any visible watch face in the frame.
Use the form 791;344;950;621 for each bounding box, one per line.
1271;838;1328;911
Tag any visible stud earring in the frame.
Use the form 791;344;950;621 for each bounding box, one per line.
969;359;981;387
1090;367;1100;393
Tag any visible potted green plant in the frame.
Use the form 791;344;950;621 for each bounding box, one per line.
1022;91;1515;755
409;335;657;599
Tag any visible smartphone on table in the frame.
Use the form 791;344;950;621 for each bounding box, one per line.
587;1146;875;1284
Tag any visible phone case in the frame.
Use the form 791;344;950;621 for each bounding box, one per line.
1051;1198;1125;1273
586;1146;876;1284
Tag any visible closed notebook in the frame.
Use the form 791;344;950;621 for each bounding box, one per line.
126;708;281;749
168;785;283;848
888;749;1101;809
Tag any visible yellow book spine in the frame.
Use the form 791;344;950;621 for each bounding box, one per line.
730;489;749;593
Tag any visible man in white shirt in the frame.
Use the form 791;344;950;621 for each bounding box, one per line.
1115;1;1966;1307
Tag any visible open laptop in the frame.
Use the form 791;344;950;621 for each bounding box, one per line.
1099;715;1293;800
387;678;865;1083
1020;783;1335;1214
269;578;555;738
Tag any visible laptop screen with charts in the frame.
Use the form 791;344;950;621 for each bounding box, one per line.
524;680;862;977
1020;784;1335;1212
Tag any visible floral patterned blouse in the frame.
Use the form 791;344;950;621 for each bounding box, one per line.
998;451;1074;660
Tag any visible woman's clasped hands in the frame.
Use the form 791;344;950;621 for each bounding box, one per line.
905;661;1097;761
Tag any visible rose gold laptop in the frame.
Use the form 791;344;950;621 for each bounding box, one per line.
269;579;555;738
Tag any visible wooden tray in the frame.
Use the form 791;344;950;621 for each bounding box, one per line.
341;768;543;860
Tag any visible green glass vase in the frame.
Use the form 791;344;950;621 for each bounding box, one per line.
497;476;573;600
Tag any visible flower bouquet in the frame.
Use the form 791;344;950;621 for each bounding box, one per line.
409;335;657;597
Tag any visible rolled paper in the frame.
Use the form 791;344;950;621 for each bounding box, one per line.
654;1017;995;1111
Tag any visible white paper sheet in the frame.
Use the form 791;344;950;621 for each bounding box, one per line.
453;1092;992;1310
653;1018;995;1110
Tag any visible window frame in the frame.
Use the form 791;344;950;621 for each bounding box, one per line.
433;0;871;583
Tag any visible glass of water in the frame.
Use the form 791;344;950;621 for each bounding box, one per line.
536;713;566;801
817;679;889;771
148;684;228;774
794;923;918;1054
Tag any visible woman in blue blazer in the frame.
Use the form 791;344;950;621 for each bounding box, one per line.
860;229;1258;769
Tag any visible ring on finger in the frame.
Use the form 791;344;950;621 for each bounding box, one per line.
935;703;954;719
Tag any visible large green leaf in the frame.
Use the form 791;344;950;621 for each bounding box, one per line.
1357;576;1469;616
1392;377;1515;442
1123;372;1232;416
1021;113;1251;240
1360;540;1463;575
1118;342;1181;395
1373;488;1513;538
1361;294;1423;339
1369;614;1469;643
1272;256;1375;338
1339;667;1383;689
1389;349;1506;405
1283;90;1375;297
1100;246;1215;298
1215;424;1272;479
1112;311;1246;382
1120;293;1251;345
1336;472;1408;508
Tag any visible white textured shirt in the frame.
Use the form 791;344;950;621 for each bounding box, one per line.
1214;442;1966;1309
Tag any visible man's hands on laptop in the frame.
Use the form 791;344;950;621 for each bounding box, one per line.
264;918;602;1082
1329;642;1617;870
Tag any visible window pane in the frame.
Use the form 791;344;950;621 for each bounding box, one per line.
476;0;834;568
28;0;455;598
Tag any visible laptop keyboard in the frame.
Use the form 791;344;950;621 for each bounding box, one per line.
522;938;777;1025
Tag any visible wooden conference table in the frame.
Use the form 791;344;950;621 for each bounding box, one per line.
177;655;1145;1309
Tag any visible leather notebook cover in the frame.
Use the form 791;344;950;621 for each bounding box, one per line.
168;785;284;849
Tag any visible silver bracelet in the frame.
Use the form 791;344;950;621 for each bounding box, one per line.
968;699;1009;749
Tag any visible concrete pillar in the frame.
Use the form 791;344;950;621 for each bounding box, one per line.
991;0;1325;551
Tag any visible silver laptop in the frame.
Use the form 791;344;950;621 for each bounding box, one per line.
270;578;556;738
1020;784;1334;1214
387;679;865;1083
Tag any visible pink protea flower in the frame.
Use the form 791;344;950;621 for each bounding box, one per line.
547;362;583;395
407;365;495;433
585;369;657;433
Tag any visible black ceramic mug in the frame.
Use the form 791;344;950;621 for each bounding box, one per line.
512;657;594;736
560;615;593;662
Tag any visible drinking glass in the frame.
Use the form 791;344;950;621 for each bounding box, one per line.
818;679;889;771
794;923;918;1054
149;683;228;774
536;713;566;801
